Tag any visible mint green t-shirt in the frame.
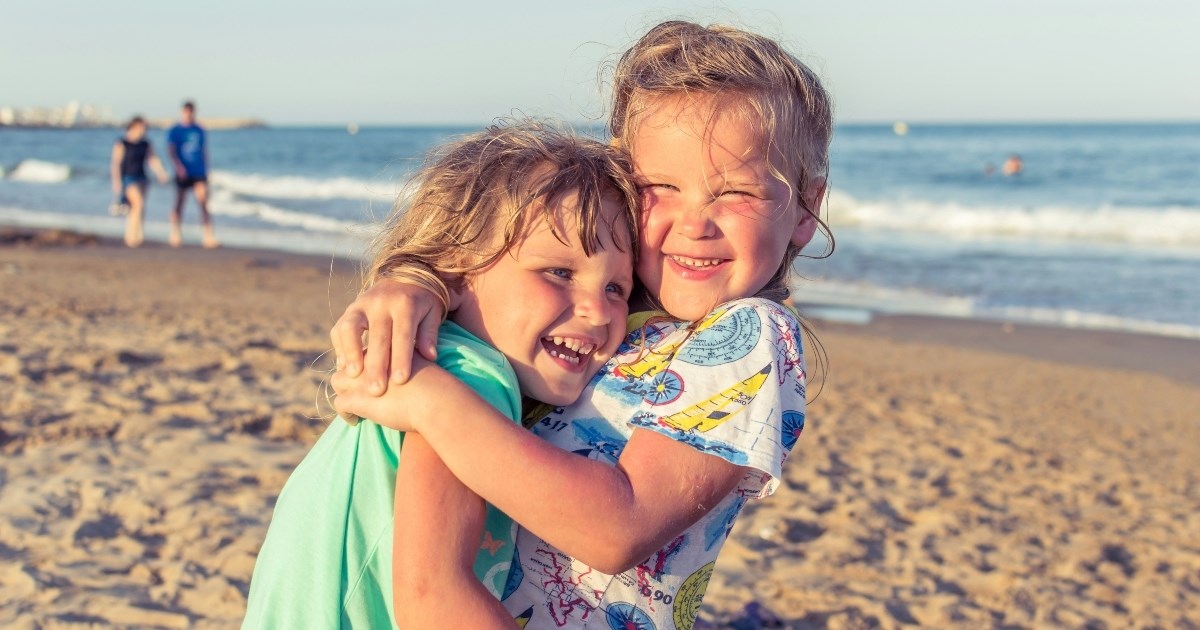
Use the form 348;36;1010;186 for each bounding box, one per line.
242;321;522;629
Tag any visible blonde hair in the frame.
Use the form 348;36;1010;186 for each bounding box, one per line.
609;20;834;302
365;120;640;301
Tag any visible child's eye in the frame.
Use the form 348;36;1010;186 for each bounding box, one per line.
606;282;627;297
639;183;677;193
721;189;758;199
545;268;572;280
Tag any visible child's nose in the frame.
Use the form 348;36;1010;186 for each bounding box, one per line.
573;287;612;327
677;204;716;239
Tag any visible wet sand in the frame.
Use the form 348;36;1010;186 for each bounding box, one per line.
2;228;1198;628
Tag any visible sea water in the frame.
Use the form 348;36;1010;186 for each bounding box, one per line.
2;123;1198;338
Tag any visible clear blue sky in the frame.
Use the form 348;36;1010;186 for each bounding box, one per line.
3;0;1197;125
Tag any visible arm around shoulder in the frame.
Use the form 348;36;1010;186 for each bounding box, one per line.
334;300;803;575
374;363;750;575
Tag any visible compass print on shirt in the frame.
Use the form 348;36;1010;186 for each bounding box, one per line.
644;369;684;405
677;306;762;367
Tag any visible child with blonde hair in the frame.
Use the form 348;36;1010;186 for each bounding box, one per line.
331;20;833;629
243;121;639;629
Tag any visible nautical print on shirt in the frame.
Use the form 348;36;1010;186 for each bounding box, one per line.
499;298;808;630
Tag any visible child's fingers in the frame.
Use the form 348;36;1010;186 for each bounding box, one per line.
331;311;369;377
330;369;350;394
363;318;393;395
330;373;351;410
389;319;416;385
330;371;362;407
414;307;442;364
386;294;442;384
387;304;421;384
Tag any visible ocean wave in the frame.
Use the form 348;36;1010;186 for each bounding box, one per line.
826;189;1200;247
979;305;1200;340
7;159;71;183
795;280;978;319
209;170;401;202
207;189;368;233
793;278;1200;340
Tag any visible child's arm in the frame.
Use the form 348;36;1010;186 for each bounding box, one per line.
336;364;748;575
392;434;515;629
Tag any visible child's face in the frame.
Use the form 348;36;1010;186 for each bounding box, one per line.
630;96;815;321
449;193;634;405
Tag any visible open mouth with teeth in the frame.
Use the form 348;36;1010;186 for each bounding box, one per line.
541;336;597;366
670;255;725;270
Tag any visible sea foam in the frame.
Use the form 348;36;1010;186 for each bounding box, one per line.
208;170;400;201
827;189;1200;247
8;159;71;183
795;278;1200;340
206;189;367;233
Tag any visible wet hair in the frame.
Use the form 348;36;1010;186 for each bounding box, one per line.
126;116;146;131
609;20;835;302
365;119;640;297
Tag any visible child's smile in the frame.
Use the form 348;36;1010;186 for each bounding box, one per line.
450;193;634;405
542;336;598;366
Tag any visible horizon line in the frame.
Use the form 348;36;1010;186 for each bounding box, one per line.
5;118;1199;131
252;117;1200;128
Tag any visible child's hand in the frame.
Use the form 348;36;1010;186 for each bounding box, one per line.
331;356;443;432
331;280;445;392
331;366;416;431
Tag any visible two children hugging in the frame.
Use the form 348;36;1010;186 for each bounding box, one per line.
245;19;833;630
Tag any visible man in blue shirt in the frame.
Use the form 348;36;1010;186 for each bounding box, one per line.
167;101;218;248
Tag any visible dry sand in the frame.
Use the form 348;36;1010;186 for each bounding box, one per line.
2;229;1198;629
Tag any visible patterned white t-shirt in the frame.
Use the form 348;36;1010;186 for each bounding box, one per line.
499;298;808;630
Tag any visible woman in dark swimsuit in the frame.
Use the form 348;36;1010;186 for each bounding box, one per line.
109;116;168;247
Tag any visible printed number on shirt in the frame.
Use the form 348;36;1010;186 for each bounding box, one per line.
539;418;568;432
639;585;673;604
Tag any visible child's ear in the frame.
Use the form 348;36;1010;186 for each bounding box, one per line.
791;176;827;247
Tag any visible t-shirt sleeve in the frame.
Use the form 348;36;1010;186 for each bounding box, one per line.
436;338;523;425
625;299;807;498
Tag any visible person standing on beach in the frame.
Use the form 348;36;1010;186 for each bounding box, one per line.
167;101;218;248
109;116;168;248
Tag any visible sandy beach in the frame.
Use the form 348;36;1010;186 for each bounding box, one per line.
2;228;1198;629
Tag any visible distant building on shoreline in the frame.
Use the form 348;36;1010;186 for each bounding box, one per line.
0;101;265;130
0;101;116;128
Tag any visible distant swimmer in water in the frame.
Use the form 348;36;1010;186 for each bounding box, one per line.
1002;153;1023;176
